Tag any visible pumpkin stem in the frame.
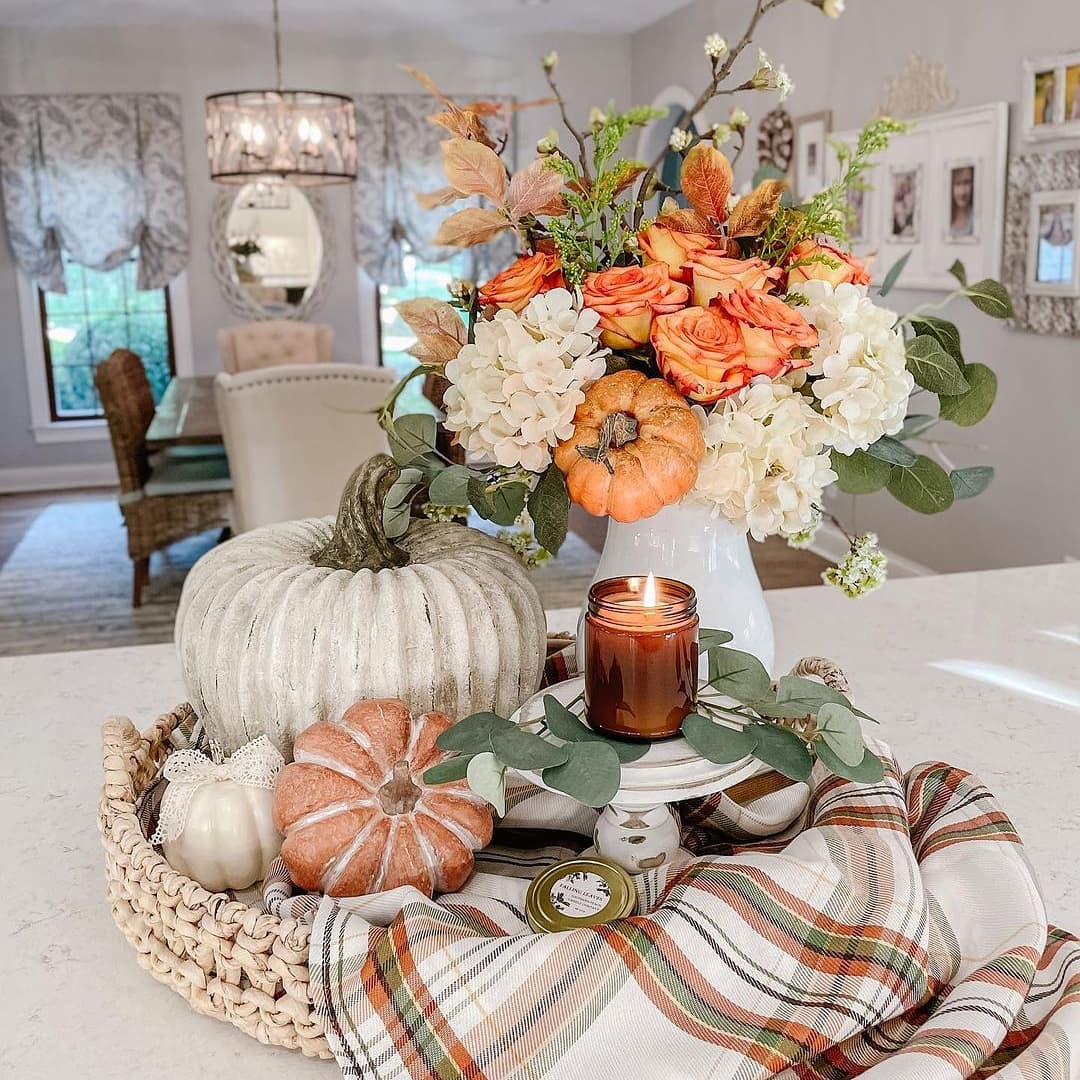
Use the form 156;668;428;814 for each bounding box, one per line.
576;411;639;475
379;759;421;815
311;454;412;573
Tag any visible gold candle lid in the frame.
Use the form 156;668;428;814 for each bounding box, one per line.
525;855;637;933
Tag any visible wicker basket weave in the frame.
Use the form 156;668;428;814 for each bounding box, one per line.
98;705;331;1059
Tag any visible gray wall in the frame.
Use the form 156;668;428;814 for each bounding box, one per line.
632;0;1080;572
0;22;631;475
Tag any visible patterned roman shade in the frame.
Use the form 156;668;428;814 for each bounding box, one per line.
351;93;517;285
0;93;189;292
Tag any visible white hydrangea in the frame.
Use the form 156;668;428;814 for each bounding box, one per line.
689;377;837;542
795;280;915;455
442;288;608;474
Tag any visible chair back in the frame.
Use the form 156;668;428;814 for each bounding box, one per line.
94;349;154;495
217;320;334;374
214;363;397;532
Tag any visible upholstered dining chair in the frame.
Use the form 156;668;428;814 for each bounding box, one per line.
94;350;232;607
217;320;334;374
214;363;397;533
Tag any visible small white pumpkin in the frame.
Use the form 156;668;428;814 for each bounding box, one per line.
152;738;284;893
176;456;547;757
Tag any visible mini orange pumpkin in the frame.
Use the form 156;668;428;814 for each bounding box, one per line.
553;370;705;523
272;699;494;897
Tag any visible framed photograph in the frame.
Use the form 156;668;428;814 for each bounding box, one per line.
944;158;979;243
1023;52;1080;141
793;111;831;200
1026;189;1080;297
889;165;921;243
847;183;870;245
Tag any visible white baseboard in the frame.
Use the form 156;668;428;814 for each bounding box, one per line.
808;521;933;579
0;462;118;493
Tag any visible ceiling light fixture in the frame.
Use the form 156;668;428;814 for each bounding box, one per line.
205;0;357;185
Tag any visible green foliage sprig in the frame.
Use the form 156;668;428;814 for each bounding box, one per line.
424;629;885;814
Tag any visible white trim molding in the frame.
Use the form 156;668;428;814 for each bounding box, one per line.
809;520;933;580
15;267;195;446
0;462;118;494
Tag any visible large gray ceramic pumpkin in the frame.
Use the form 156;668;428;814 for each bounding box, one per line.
176;456;546;756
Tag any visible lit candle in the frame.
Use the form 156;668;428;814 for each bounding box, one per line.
584;574;698;740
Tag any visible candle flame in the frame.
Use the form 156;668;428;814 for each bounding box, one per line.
642;571;657;607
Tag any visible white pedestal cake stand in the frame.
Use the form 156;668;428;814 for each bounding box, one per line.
509;676;762;875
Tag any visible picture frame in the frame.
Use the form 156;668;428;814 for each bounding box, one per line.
1023;51;1080;142
793;110;831;200
1025;188;1080;297
828;102;1008;291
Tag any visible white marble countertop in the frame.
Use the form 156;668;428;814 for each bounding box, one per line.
3;562;1079;1078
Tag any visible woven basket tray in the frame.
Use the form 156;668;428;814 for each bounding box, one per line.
98;705;332;1059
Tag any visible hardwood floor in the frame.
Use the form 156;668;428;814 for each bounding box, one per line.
0;488;828;657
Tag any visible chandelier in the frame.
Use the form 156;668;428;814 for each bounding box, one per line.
205;0;357;185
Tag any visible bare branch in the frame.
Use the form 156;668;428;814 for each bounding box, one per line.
543;66;593;185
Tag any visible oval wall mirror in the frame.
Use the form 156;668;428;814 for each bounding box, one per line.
210;180;334;320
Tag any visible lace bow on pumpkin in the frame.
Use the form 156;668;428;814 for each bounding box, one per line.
149;736;284;845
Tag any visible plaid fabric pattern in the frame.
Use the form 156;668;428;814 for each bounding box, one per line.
310;749;1080;1079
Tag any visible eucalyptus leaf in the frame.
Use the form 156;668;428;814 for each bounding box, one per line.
542;741;622;807
963;278;1013;319
773;674;853;714
906;316;962;363
815;702;864;766
469;478;528;526
751;724;813;781
887;454;955;514
950;465;994;500
427;465;474;506
467;752;506;816
528;465;570;554
900;414;937;439
906;336;969;396
816;741;885;783
682;713;758;763
878;251;911;297
948;259;968;287
831;448;893;495
865;435;917;467
383;500;413;540
388;413;437;465
490;725;570;770
541;696;648;762
699;628;735;650
437;712;514;753
422;755;472;785
707;647;772;703
937;363;997;427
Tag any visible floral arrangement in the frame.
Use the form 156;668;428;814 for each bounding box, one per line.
380;0;1012;595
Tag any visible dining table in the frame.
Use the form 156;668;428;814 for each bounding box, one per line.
145;375;222;450
4;563;1080;1078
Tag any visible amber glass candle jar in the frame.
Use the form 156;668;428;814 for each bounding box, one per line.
584;575;698;740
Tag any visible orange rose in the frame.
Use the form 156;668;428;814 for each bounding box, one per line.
651;306;756;403
716;289;817;367
688;252;784;308
785;239;871;288
478;251;565;313
582;263;690;350
637;224;719;284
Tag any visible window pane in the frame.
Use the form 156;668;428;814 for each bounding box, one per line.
39;250;174;421
379;249;469;417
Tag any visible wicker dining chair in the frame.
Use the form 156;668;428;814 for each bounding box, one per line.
94;350;232;607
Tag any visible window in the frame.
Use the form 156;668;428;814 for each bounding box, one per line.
38;251;175;420
378;247;468;416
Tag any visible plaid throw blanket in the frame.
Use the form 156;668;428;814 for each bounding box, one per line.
309;748;1080;1079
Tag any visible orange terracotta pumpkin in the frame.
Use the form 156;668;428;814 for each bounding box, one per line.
553;369;705;523
272;699;493;897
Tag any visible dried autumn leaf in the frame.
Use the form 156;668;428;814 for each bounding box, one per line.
400;64;496;148
726;179;787;238
406;334;459;365
433;207;510;247
464;96;557;116
398;298;466;345
656;207;715;234
680;144;734;223
506;158;566;222
442;138;506;202
607;160;646;197
415;185;467;211
535;193;567;217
